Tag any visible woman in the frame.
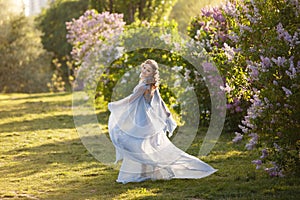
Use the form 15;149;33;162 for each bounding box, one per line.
108;59;217;184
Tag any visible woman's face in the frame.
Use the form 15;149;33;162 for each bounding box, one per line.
141;64;154;77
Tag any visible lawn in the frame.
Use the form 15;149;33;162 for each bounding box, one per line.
0;93;299;200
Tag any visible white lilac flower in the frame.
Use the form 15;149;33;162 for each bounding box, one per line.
223;43;236;62
124;72;130;77
238;125;249;133
185;86;194;91
171;66;183;72
120;79;127;84
184;69;191;80
220;83;233;93
159;33;172;44
194;29;201;40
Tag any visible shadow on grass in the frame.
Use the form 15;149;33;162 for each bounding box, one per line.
0;114;76;132
1;93;299;199
0;109;110;134
2;133;300;199
0;92;71;102
0;99;72;121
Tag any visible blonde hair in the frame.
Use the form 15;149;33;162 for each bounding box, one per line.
140;59;160;87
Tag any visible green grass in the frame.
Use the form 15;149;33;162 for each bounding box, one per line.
0;92;299;200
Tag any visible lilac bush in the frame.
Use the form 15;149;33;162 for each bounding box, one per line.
66;10;125;65
66;10;125;92
189;0;300;176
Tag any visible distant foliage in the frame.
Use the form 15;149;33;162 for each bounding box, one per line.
189;0;300;176
36;0;89;91
37;0;89;58
169;0;221;32
0;1;52;93
89;0;176;23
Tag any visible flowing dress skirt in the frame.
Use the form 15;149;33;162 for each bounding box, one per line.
108;83;217;183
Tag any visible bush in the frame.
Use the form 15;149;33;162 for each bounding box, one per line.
189;0;300;176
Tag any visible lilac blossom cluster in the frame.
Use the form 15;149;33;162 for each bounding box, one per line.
191;0;300;177
66;10;125;64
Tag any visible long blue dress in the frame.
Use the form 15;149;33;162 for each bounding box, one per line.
108;81;217;183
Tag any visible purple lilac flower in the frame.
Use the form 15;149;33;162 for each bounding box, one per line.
228;32;239;43
66;10;125;63
273;143;282;151
239;125;249;133
239;24;253;34
260;148;268;159
285;56;297;79
232;132;243;143
247;65;259;80
202;62;215;72
212;8;226;23
245;133;258;150
276;23;292;43
222;1;237;17
260;55;271;68
235;106;243;112
271;56;287;66
265;162;284;177
201;7;212;17
282;86;292;97
252;159;262;169
226;104;232;109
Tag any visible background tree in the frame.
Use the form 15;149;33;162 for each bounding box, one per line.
36;0;89;91
89;0;176;23
37;0;176;91
169;0;221;32
0;0;52;93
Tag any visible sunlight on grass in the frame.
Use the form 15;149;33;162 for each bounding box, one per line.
114;187;159;199
1;93;299;200
208;150;245;160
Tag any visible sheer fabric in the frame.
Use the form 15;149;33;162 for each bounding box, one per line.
108;82;217;183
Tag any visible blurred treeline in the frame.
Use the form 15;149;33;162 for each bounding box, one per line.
0;0;220;93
